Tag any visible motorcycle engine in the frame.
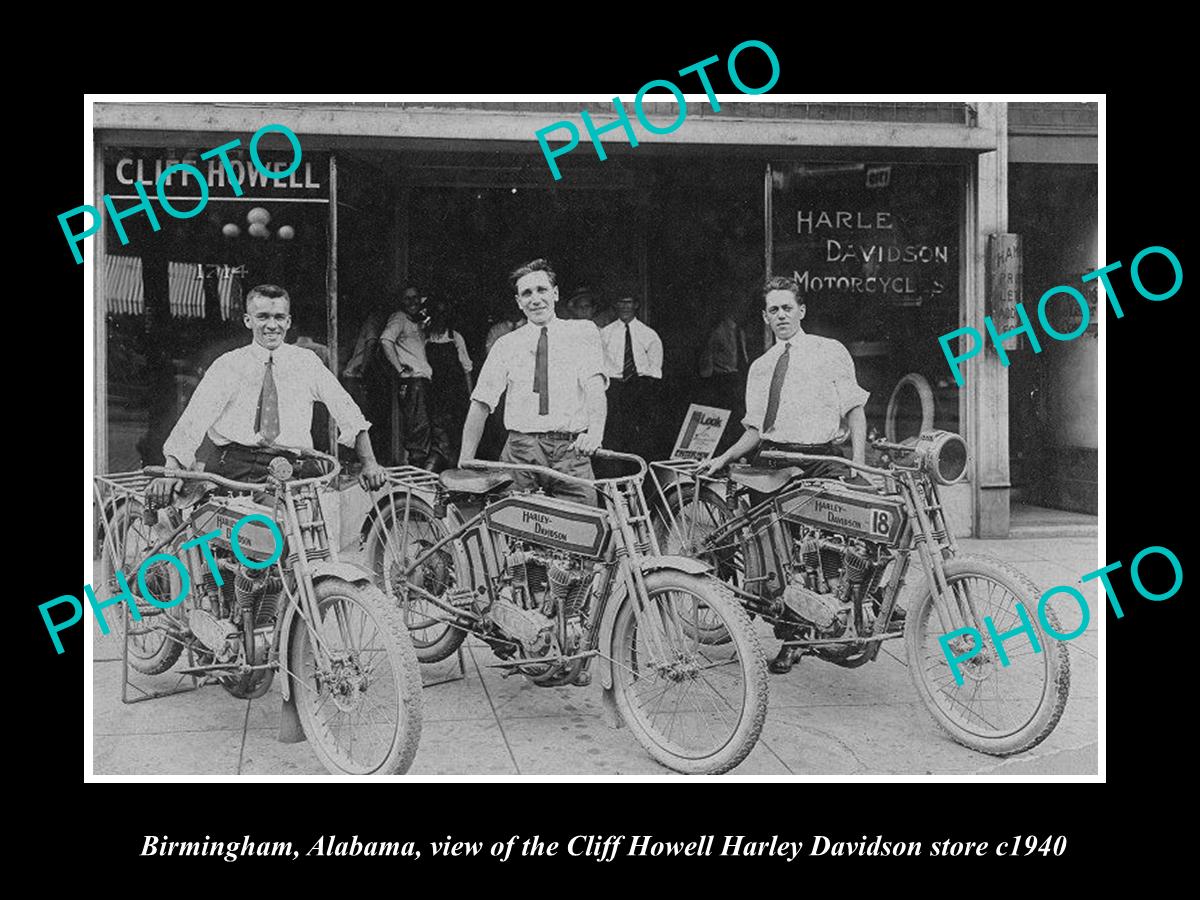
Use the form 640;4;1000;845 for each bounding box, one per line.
781;526;888;638
486;544;594;659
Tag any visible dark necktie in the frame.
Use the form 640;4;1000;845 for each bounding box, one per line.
255;353;280;443
762;342;790;434
534;326;549;415
622;322;638;380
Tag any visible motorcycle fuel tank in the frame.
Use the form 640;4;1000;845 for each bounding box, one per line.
191;496;284;563
484;494;610;558
777;482;906;546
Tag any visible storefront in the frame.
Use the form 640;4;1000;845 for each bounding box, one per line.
92;101;1093;537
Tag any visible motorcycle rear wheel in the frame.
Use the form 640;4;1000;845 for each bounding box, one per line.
609;571;768;774
905;553;1070;756
651;485;752;645
288;578;423;775
364;495;468;664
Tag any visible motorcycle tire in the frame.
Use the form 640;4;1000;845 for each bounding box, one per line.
651;484;755;646
364;494;468;664
288;577;423;775
98;498;184;676
905;553;1071;756
609;571;768;774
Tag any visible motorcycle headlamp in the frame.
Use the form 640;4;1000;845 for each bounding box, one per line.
911;430;969;485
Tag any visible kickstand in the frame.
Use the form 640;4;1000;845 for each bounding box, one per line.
423;645;468;687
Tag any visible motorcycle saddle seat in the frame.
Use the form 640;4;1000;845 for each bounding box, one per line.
439;468;514;494
728;464;803;495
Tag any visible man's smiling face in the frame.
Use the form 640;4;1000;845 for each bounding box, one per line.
515;270;557;325
244;294;291;350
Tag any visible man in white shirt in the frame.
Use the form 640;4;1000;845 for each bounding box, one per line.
704;275;869;479
148;284;386;504
600;294;663;460
703;276;870;674
380;285;433;467
460;258;607;506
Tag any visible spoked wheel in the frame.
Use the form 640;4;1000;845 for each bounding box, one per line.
652;485;750;645
97;499;184;675
905;554;1071;756
365;496;468;663
609;571;768;774
287;577;423;775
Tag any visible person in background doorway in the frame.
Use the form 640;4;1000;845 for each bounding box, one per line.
380;285;433;468
341;297;392;451
485;303;527;358
424;296;474;472
697;294;750;455
600;292;662;461
563;285;605;330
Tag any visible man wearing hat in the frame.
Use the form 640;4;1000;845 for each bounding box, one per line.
460;259;607;505
379;284;433;467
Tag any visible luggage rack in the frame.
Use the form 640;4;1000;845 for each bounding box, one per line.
93;471;203;704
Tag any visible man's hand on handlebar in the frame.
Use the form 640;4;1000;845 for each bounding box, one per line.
358;461;387;492
573;431;602;456
147;476;182;507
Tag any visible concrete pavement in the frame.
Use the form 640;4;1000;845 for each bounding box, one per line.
91;534;1099;777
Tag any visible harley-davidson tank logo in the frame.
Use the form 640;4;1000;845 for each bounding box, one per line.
779;487;904;544
486;499;608;557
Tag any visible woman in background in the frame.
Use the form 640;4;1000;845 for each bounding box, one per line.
424;296;474;472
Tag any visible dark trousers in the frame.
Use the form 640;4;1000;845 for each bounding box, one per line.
208;444;325;482
398;377;432;467
606;375;660;455
501;432;597;507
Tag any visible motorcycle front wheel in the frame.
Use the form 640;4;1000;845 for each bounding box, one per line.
287;577;423;775
364;495;468;664
905;554;1070;756
609;571;768;774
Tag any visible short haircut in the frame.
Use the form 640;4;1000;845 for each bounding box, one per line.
763;275;803;306
246;283;290;310
510;258;557;291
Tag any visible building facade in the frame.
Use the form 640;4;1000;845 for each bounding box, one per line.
91;100;1098;537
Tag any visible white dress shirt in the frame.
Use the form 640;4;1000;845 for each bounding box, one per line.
380;309;432;379
600;316;663;379
742;329;869;444
472;316;607;434
163;340;371;468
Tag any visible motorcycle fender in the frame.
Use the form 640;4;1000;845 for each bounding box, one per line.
277;561;377;701
595;555;712;692
358;488;449;545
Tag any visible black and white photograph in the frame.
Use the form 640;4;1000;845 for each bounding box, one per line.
82;95;1101;779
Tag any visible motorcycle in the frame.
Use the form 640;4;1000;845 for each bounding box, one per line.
648;431;1070;757
93;448;423;775
359;449;769;775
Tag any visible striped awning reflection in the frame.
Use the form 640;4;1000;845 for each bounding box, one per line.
106;256;244;319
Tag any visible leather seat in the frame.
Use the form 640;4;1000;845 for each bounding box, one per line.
439;468;513;494
728;464;803;495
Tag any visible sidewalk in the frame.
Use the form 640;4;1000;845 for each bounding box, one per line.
91;535;1099;777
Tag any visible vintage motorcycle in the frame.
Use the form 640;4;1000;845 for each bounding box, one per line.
360;449;769;775
649;431;1070;757
93;448;423;775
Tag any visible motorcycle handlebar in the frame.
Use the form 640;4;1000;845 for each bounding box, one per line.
144;447;340;494
462;448;647;487
756;450;891;479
